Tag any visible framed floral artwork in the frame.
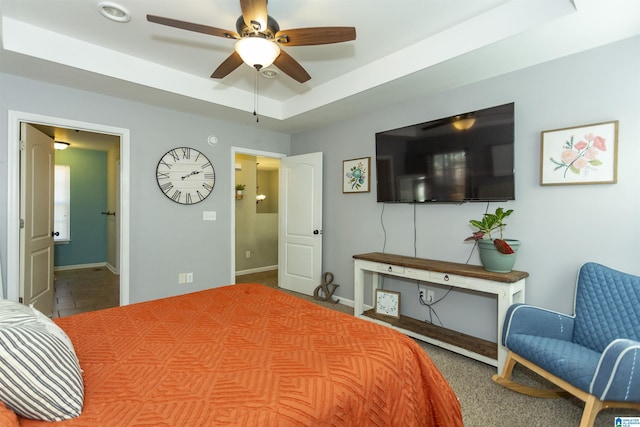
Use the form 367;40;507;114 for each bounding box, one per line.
540;121;618;185
375;289;400;319
343;157;370;193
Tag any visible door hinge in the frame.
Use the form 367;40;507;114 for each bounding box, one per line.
18;297;23;304
19;140;25;151
20;218;25;229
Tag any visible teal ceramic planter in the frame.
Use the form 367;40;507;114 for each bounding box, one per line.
477;239;520;273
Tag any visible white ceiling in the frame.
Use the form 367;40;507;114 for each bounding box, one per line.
1;0;640;135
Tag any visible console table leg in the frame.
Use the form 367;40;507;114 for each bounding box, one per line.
354;261;365;316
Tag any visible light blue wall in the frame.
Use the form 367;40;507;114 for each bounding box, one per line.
291;36;640;341
54;148;108;266
0;73;291;302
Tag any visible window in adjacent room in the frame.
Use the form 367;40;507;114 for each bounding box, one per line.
54;164;71;243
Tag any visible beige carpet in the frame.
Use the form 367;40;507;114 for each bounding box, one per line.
236;271;638;426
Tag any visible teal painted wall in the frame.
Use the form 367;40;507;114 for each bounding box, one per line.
54;148;107;266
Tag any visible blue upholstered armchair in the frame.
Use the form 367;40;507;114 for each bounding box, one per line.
492;262;640;427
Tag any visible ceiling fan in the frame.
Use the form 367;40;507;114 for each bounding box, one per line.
147;0;356;83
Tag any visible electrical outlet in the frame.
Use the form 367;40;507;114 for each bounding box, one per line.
427;290;435;304
245;251;251;258
419;289;425;301
186;272;193;283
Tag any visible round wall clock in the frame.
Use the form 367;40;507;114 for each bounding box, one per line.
156;147;215;205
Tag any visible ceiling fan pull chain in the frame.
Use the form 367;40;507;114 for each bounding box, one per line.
253;68;260;123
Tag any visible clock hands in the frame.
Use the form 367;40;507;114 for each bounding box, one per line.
181;170;200;180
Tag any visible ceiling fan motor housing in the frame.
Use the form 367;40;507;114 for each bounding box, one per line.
235;15;279;39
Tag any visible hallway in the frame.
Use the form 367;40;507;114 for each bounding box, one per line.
52;267;119;318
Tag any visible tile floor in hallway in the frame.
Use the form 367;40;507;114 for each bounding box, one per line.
53;267;120;318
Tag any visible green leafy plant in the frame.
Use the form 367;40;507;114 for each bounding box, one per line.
235;184;246;191
465;207;515;254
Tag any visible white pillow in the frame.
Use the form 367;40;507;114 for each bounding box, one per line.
30;305;77;356
0;301;84;421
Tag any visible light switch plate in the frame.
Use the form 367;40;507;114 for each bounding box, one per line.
203;211;216;221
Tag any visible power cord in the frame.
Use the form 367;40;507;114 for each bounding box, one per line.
416;282;453;326
380;202;387;253
413;202;417;257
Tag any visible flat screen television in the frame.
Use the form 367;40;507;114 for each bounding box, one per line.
375;102;515;203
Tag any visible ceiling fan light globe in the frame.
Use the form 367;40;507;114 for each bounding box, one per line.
235;37;281;70
452;117;476;131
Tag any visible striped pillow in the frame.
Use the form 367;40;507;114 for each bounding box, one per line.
0;324;84;420
0;303;84;421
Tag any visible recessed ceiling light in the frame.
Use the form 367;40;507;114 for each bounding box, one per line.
98;1;130;23
261;69;278;79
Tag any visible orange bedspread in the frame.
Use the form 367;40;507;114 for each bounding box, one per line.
19;284;462;426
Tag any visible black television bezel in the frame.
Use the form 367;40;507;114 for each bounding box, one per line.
374;102;515;204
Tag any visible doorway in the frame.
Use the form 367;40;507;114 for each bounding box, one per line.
34;123;120;317
230;148;324;297
233;152;281;286
6;111;130;310
230;147;285;286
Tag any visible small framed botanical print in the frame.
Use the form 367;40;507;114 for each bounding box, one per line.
343;157;370;193
375;289;401;318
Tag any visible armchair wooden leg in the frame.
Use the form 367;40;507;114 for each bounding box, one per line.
491;351;569;398
579;395;602;427
499;350;517;380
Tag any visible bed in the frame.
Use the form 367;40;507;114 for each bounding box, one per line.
1;283;462;426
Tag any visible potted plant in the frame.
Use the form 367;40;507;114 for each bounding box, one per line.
465;207;520;273
235;184;245;200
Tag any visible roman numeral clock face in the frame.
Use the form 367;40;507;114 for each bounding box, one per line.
156;147;215;205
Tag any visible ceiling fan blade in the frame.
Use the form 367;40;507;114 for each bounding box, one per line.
147;15;239;39
211;52;244;79
273;50;311;83
275;27;356;46
240;0;268;33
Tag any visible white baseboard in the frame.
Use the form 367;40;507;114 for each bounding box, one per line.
54;262;107;272
236;265;278;276
105;263;118;275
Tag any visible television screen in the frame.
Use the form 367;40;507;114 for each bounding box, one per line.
375;102;515;203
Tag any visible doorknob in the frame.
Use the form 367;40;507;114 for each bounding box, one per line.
313;229;323;235
51;231;59;237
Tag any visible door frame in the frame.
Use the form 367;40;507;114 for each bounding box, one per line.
6;110;130;306
230;146;285;283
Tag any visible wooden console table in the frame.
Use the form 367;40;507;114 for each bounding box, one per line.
353;252;528;372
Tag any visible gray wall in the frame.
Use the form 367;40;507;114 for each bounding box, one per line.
291;36;640;341
0;73;290;302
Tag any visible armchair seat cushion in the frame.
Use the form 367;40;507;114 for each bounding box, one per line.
508;333;601;393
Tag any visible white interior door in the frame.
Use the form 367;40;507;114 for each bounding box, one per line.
278;152;323;295
20;123;55;315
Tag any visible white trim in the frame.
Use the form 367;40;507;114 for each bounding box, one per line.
236;265;278;276
6;111;130;306
54;262;108;272
229;146;286;284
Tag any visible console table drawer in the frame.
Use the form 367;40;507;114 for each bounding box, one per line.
429;271;465;285
379;264;405;274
